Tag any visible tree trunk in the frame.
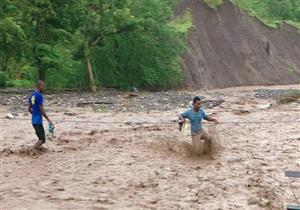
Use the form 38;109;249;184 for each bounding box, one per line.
1;55;10;72
84;38;97;92
85;56;97;92
36;18;46;82
38;68;45;82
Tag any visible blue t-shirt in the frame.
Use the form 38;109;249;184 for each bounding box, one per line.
29;91;43;124
181;108;208;135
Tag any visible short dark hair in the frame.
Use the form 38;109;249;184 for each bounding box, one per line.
36;80;45;87
193;96;201;103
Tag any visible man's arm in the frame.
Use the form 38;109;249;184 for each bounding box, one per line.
204;115;218;123
179;109;191;123
178;114;186;123
39;105;52;124
28;103;32;114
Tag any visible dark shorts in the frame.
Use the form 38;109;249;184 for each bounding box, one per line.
33;124;45;143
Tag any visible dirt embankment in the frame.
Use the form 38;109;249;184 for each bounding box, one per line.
177;0;300;89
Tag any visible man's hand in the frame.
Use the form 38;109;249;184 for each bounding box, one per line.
205;116;219;124
179;120;184;131
178;115;186;131
48;121;55;135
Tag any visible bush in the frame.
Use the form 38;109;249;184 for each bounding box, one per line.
203;0;224;10
6;79;35;88
0;71;8;87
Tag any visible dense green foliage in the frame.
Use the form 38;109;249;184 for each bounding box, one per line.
0;0;191;90
2;0;298;90
203;0;224;10
202;0;300;27
232;0;300;28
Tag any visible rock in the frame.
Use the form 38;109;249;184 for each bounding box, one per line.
248;197;259;205
97;197;109;203
128;93;139;98
6;113;15;119
203;99;225;108
154;170;160;176
1;148;14;156
258;198;271;207
233;109;251;115
88;130;97;136
131;87;139;93
184;196;197;202
149;198;159;204
63;112;77;116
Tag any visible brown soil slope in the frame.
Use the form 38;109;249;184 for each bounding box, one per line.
177;0;300;89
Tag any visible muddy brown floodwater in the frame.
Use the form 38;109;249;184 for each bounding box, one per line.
1;85;300;210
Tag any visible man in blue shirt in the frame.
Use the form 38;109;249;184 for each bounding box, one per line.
28;81;53;149
179;96;218;154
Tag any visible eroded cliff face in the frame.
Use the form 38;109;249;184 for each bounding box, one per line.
177;0;300;89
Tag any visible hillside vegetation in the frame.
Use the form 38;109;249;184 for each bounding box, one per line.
203;0;300;28
1;0;299;91
0;0;191;90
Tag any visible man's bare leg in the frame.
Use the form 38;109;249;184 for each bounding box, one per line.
192;133;203;155
201;129;212;154
33;140;44;150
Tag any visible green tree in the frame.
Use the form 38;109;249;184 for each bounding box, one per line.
0;0;188;91
72;0;140;91
91;0;185;89
233;0;300;24
268;0;293;20
0;0;26;72
18;0;75;82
